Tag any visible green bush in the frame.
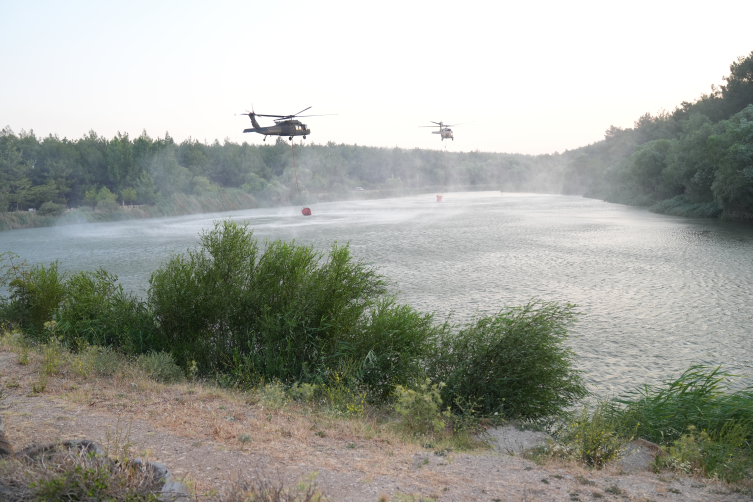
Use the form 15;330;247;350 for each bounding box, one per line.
427;300;587;420
607;365;753;482
38;201;66;216
654;423;752;482
91;346;125;376
0;255;66;338
148;219;432;400
138;351;183;383
55;268;155;353
555;401;634;468
394;379;448;435
609;365;753;446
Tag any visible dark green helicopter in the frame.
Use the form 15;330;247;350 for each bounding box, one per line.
241;106;332;141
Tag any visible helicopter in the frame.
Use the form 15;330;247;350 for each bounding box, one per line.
420;121;465;141
241;106;331;141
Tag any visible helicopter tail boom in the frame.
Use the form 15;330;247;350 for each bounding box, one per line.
248;113;262;129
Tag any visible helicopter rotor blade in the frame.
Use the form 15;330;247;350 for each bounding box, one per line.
291;106;312;117
295;114;337;118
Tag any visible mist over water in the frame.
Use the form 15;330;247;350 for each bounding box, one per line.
2;192;752;395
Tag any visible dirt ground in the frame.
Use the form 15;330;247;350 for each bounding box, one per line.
1;349;751;502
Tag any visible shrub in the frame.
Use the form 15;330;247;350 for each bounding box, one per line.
257;381;288;408
654;423;752;482
55;268;155;353
395;379;448;435
608;365;753;446
555;401;633;468
38;201;66;216
288;382;318;403
0;445;164;502
427;300;587;420
148;219;427;400
137;351;183;383
0;255;66;338
91;346;125;376
607;365;753;482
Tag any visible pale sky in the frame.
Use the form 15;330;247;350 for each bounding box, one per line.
1;0;751;155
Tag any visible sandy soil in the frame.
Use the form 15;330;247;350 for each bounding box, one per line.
1;349;750;502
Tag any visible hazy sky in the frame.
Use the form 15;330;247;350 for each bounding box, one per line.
2;0;751;154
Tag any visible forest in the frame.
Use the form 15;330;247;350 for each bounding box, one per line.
1;51;751;226
567;51;753;220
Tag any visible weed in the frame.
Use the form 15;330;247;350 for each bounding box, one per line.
556;401;633;468
258;380;288;408
0;445;164;502
42;337;62;375
654;423;752;482
239;434;253;444
320;372;367;416
17;346;29;365
104;419;134;463
289;382;318;403
91;346;124;376
138;351;183;383
32;373;47;393
605;485;622;495
576;475;595;485
541;478;550;484
608;365;753;482
395;379;448;435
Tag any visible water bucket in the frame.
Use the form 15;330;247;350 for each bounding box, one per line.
301;207;312;216
436;195;443;202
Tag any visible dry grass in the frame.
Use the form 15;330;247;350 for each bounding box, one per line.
0;332;434;482
0;443;165;502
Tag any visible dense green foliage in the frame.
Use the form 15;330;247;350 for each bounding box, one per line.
608;365;753;446
0;126;565;219
427;301;587;420
1;51;751;227
568;51;753;221
0;222;585;419
606;366;753;481
147;220;439;393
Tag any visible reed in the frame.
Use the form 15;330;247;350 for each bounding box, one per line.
607;365;753;482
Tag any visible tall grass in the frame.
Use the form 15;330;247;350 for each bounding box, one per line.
609;365;753;445
607;365;753;482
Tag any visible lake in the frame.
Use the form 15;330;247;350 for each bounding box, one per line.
2;192;752;395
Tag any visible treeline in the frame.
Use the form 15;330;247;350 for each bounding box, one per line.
566;51;753;221
2;51;751;224
0;125;567;218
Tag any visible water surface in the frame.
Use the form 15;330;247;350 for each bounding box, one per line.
2;192;752;394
